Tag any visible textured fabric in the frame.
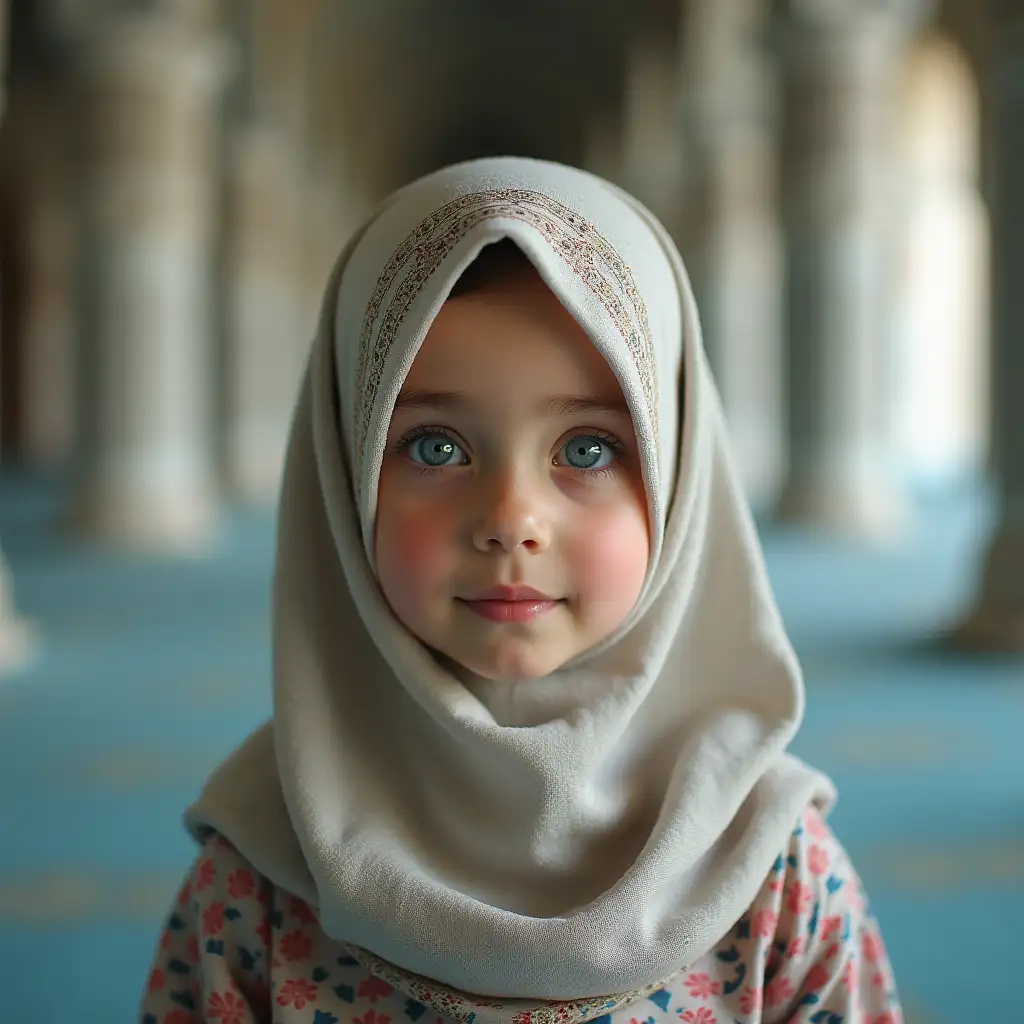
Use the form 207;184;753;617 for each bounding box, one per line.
140;807;903;1023
184;156;834;1006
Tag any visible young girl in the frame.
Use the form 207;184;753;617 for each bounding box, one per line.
140;157;901;1024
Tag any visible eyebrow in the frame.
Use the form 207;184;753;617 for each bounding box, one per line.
394;388;631;418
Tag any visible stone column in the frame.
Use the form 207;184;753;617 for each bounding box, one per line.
70;7;228;550
893;35;988;485
217;0;310;502
618;36;686;239
680;0;785;511
0;547;35;674
4;80;77;468
0;0;38;674
220;120;303;500
954;2;1024;650
771;0;931;537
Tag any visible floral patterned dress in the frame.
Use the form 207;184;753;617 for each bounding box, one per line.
139;806;901;1024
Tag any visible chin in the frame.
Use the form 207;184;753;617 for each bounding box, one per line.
458;647;568;683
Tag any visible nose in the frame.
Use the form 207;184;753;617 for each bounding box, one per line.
471;471;553;554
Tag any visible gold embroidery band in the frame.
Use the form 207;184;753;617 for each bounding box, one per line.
342;940;675;1024
353;189;657;500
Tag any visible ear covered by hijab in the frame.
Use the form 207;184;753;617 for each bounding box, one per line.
185;157;834;1015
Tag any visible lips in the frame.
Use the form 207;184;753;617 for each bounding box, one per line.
457;585;563;624
458;589;561;625
464;585;556;603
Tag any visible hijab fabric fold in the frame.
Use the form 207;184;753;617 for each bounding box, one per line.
186;157;834;1015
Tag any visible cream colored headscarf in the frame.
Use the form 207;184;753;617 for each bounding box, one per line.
186;156;834;1017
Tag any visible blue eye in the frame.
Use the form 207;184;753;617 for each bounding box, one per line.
559;435;617;471
404;430;467;468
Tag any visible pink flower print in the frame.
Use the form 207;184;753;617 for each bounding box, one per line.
290;896;318;925
684;973;721;1000
849;884;866;913
808;844;830;875
842;957;857;992
160;928;174;950
279;929;313;962
175;879;192;907
821;915;843;941
764;974;795;1008
753;908;777;938
805;809;829;839
147;967;165;993
254;917;270;946
739;987;762;1014
863;930;882;965
276;978;318;1009
359;976;395;1003
769;877;785;893
871;1015;899;1024
354;1011;393;1024
186;933;200;963
786;936;804;958
202;900;226;937
679;1009;717;1023
804;963;831;991
208;988;247;1024
196;856;217;892
786;881;813;916
227;868;255;900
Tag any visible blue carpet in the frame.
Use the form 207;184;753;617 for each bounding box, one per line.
0;471;1020;1023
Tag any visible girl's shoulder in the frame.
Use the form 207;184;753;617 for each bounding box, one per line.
184;828;277;902
717;804;900;1021
142;830;322;1020
757;803;874;939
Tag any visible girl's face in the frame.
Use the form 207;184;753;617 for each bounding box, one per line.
375;268;650;681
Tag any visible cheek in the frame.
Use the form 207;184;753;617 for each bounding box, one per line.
375;494;454;618
564;501;650;615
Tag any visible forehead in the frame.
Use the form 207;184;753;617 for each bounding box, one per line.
401;273;625;401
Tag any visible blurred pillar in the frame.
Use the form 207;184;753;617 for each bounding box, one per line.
0;0;37;674
771;0;931;537
893;35;988;486
619;36;685;239
4;81;77;468
0;547;35;673
301;5;371;342
218;0;311;503
221;121;302;501
70;7;229;550
3;0;106;474
953;2;1024;650
680;0;784;511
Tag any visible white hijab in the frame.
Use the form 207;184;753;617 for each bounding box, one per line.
186;157;834;1017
